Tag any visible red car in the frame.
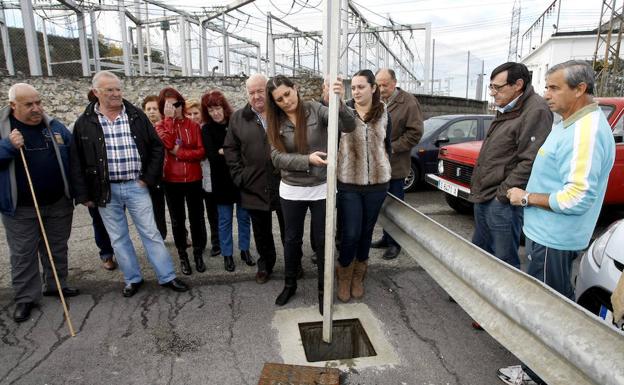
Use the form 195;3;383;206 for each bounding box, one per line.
426;97;624;213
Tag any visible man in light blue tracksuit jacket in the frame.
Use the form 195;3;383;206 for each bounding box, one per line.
502;61;616;385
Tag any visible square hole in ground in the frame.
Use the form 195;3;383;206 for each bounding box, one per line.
299;318;377;362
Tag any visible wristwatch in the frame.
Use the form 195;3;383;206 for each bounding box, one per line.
521;192;531;207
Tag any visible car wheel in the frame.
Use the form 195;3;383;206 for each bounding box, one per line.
403;164;420;192
444;193;473;215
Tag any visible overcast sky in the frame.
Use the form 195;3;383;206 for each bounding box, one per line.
4;0;602;97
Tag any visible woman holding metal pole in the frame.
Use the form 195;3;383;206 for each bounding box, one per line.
335;69;392;303
266;75;355;314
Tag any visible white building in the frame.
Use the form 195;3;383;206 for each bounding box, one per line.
520;31;600;95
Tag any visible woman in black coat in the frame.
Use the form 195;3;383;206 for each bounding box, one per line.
200;90;255;272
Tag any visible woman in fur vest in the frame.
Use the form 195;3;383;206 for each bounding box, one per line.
336;69;392;303
266;75;356;314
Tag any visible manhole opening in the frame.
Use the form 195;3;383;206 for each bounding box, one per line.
298;318;377;362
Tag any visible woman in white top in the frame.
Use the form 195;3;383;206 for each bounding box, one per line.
266;75;355;313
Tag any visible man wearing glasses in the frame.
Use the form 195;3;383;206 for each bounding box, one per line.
0;83;79;322
71;71;188;297
470;62;552;271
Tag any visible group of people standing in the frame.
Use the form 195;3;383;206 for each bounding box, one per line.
1;67;425;322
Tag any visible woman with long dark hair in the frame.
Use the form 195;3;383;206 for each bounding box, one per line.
200;90;255;272
266;75;355;313
155;87;207;276
335;69;392;303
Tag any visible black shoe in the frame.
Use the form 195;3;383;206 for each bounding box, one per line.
241;250;256;266
161;278;189;292
275;285;297;306
123;280;144;297
179;254;192;275
371;238;389;249
211;245;221;257
309;252;318;265
43;287;80;298
382;245;401;260
13;302;36;322
318;291;324;315
224;256;235;272
195;254;206;273
255;271;270;284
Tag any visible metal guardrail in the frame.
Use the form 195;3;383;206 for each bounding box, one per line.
378;194;624;385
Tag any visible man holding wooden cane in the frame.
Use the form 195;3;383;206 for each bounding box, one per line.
0;83;79;323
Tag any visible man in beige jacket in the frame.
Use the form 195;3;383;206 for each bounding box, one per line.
371;68;423;259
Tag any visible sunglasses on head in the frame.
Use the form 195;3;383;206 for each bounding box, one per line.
173;101;183;108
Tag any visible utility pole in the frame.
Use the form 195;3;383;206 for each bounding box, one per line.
20;0;42;76
475;60;484;101
162;18;170;76
322;0;342;344
508;0;521;61
90;10;101;72
119;1;131;76
430;38;435;94
135;0;145;75
41;17;52;75
465;50;470;99
0;6;14;75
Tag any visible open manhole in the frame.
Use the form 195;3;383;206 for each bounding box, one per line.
298;318;377;362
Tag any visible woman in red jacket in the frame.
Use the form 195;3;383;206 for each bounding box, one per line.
155;87;207;275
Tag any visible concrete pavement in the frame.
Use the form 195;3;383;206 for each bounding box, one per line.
0;190;517;385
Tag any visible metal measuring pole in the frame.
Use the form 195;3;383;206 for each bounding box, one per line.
322;0;342;344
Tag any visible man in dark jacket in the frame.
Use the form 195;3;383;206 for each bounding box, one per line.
0;83;79;322
371;68;424;259
223;73;285;284
71;70;188;297
470;62;552;269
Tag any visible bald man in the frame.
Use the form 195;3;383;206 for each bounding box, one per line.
0;83;79;323
223;74;285;283
372;68;423;259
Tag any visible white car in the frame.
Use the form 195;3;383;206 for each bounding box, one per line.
576;219;624;320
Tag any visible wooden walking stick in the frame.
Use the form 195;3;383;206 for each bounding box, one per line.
19;147;76;337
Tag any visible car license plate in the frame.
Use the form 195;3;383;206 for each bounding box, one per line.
438;180;458;197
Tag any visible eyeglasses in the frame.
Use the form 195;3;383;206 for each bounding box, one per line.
173;101;183;108
97;87;122;94
488;83;509;92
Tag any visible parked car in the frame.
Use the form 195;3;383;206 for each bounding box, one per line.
576;219;624;323
403;114;494;191
426;97;624;213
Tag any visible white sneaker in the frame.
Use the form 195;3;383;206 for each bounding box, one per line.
497;365;538;385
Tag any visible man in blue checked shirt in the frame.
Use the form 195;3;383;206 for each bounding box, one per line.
71;71;189;297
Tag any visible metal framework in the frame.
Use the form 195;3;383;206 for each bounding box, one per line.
593;0;624;96
507;0;521;61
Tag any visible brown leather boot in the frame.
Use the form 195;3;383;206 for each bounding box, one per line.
335;262;354;302
351;260;368;299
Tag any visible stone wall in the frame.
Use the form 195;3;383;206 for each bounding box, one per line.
0;75;489;124
0;76;323;124
414;94;489;119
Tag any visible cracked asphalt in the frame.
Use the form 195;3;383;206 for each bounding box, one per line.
0;187;523;385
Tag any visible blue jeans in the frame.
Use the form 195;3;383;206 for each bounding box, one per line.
382;178;405;247
98;180;176;285
217;204;251;256
472;198;522;269
526;238;578;300
337;189;387;267
88;207;114;261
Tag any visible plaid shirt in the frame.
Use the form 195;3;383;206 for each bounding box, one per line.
95;104;141;182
